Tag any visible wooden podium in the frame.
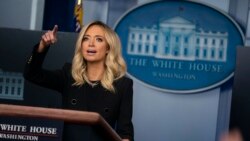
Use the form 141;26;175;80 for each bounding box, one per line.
0;104;122;141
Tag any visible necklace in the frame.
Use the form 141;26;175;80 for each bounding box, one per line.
89;81;99;88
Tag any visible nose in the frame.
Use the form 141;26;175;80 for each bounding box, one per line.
88;38;95;47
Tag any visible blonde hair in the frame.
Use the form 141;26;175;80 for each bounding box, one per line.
71;21;127;93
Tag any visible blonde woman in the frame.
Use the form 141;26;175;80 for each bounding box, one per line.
24;21;134;141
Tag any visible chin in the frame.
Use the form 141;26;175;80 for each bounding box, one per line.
85;58;96;62
85;58;102;63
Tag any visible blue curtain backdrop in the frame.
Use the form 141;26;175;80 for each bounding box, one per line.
43;0;76;32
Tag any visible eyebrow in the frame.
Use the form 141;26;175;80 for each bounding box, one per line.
83;35;104;38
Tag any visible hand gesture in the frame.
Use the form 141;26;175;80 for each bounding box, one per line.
38;25;58;52
220;129;243;141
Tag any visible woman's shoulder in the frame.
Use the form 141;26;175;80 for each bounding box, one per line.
62;63;72;71
61;63;75;83
114;75;133;86
61;63;73;77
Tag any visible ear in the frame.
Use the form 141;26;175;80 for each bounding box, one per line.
106;46;110;54
106;50;109;54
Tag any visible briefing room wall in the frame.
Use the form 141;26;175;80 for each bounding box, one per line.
107;0;249;141
0;0;44;30
121;1;238;141
0;0;250;141
130;1;229;140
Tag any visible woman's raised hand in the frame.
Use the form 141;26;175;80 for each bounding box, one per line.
38;25;58;52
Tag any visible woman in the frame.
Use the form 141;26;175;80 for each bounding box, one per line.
24;21;134;141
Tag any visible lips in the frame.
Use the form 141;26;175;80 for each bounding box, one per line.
87;50;97;53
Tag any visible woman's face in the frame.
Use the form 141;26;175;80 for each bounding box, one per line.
81;25;109;64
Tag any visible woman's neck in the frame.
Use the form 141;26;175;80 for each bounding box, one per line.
87;62;105;81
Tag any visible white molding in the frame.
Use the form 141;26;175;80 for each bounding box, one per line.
30;0;38;30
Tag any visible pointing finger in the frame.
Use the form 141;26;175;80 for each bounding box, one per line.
52;25;58;35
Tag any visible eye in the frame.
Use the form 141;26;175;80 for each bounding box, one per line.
96;37;103;42
82;36;89;42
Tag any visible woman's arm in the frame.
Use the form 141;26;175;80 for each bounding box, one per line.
23;25;66;93
116;78;134;141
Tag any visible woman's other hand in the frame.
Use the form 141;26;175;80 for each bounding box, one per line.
220;129;243;141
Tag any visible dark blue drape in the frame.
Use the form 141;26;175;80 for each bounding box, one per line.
43;0;76;32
